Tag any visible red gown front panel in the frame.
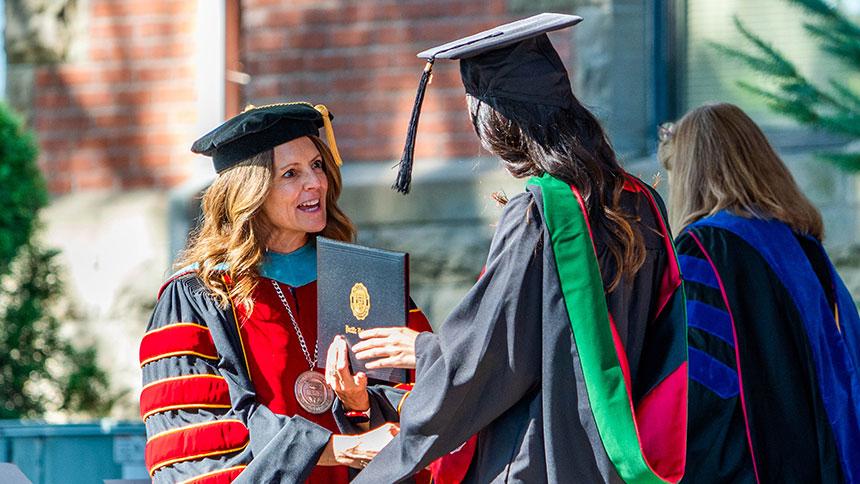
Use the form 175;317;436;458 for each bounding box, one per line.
235;280;349;483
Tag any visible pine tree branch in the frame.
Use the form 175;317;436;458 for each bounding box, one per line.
781;78;839;109
789;0;860;37
788;0;837;17
818;151;860;171
732;17;800;78
737;81;820;123
708;41;783;76
803;23;860;68
816;113;860;137
828;79;860;111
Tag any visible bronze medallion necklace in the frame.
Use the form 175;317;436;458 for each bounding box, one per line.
270;279;334;414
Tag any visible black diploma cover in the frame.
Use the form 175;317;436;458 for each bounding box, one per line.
316;237;409;383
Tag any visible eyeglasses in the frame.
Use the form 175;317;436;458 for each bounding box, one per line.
658;122;676;142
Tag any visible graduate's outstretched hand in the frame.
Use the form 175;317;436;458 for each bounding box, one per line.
353;327;419;369
325;335;370;411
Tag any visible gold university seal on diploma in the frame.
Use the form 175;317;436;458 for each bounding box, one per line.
350;282;370;320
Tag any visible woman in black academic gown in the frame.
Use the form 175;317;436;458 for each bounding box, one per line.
659;102;860;483
329;14;689;484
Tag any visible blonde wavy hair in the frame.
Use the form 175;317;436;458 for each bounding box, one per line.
658;102;823;239
176;135;356;311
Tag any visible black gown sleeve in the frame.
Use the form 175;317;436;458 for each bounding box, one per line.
352;192;545;483
332;385;409;434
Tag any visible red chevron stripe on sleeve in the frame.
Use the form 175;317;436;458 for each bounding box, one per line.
145;420;249;475
140;374;231;421
140;323;218;367
179;465;247;484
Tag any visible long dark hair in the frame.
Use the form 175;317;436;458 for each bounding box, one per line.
468;95;645;292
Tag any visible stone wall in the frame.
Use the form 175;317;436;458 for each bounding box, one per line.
785;155;860;306
39;191;169;419
5;0;87;66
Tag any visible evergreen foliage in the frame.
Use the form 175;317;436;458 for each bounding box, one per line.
712;0;860;171
0;102;117;418
0;103;46;275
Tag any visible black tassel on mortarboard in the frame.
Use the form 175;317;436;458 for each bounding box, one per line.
393;60;435;194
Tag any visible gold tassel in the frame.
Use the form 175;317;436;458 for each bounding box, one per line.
314;104;343;166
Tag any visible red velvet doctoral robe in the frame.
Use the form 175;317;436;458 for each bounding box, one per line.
140;272;431;483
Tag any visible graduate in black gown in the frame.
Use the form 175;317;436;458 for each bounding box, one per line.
333;14;689;483
658;103;860;483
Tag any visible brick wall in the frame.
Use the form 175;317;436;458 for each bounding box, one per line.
21;1;578;195
30;1;199;194
242;0;519;163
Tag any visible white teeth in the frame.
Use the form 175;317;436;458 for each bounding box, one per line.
299;199;319;208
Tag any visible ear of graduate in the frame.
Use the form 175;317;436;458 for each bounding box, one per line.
392;12;583;194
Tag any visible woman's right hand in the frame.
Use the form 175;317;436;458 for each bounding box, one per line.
325;335;370;411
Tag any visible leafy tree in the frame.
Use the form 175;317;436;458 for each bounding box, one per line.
0;102;117;418
712;0;860;171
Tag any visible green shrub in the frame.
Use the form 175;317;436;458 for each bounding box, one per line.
0;102;46;277
0;102;117;418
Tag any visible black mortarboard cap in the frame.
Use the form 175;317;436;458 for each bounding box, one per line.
191;102;343;173
393;13;582;193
